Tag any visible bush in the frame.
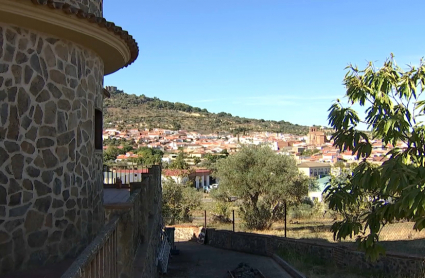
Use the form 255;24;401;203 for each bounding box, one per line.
240;202;275;230
289;204;314;220
162;178;201;225
212;201;232;223
180;186;202;222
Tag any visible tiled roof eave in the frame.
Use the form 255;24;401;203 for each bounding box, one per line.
28;0;138;71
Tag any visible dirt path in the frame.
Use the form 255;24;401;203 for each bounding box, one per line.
163;241;293;278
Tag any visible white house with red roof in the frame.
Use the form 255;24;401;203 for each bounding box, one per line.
161;168;213;190
189;169;212;190
162;169;191;184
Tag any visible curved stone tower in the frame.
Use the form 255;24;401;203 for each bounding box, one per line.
0;0;138;274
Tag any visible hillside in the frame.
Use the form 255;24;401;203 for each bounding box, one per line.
103;88;310;135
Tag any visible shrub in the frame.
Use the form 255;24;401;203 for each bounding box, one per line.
162;178;201;224
212;201;232;223
289;204;314;220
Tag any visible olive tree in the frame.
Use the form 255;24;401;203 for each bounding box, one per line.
162;178;201;224
214;144;309;230
325;55;425;260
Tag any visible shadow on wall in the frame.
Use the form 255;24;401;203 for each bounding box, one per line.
205;229;425;278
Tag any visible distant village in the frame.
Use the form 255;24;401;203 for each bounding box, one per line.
102;125;403;196
103;126;399;166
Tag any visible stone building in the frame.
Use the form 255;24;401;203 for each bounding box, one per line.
307;126;327;146
0;0;138;274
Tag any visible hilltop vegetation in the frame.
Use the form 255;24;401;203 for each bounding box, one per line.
103;88;309;134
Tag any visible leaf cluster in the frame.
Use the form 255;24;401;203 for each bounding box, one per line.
326;56;425;260
162;178;202;225
167;148;189;170
135;146;163;165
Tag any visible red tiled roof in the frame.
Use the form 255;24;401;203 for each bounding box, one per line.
194;169;211;174
162;169;191;176
113;169;149;174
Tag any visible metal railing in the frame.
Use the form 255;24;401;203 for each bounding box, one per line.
103;168;147;185
61;217;119;278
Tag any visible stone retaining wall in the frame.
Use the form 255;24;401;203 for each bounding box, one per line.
0;23;104;274
63;165;163;278
169;225;202;242
206;229;425;278
134;165;163;278
105;166;163;278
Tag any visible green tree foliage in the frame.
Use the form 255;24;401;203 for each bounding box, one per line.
302;149;321;156
211;200;232;223
168;148;189;170
103;146;121;162
171;120;181;131
209;187;232;223
325;56;425;260
122;144;134;153
217;112;232;117
103;138;124;146
135;147;163;165
205;153;227;163
199;153;228;172
193;157;201;165
349;162;358;171
328;167;373;227
213;144;310;230
220;149;229;156
162;178;202;224
333;160;346;169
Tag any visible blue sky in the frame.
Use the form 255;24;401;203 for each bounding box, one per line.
104;0;425;127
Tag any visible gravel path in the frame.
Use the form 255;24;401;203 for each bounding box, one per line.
163;241;292;278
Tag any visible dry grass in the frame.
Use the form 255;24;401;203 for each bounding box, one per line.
187;197;425;256
275;219;425;277
192;213;425;256
184;200;425;277
263;218;336;241
256;218;425;256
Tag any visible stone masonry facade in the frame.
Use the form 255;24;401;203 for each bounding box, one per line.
62;0;103;17
0;23;105;273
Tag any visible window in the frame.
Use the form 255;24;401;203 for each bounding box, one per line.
95;109;103;150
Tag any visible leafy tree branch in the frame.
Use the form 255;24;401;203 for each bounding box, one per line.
325;55;425;260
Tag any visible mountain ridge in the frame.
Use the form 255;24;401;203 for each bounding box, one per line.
103;88;310;135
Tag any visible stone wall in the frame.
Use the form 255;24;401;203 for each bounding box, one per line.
0;24;105;274
206;229;425;278
103;190;142;278
58;0;103;17
135;165;163;278
63;165;164;278
169;225;202;242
